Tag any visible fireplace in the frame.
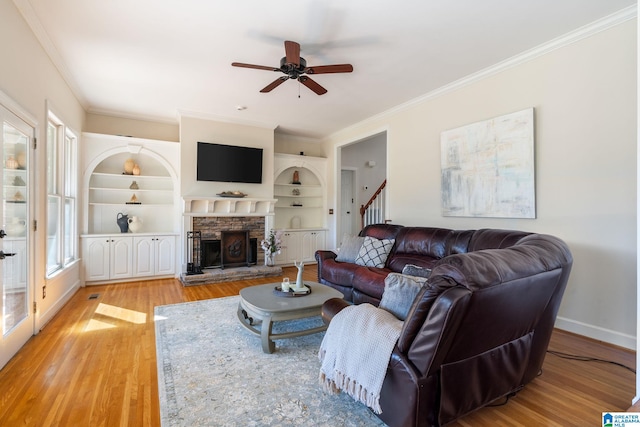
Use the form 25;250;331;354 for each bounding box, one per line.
201;235;258;269
192;216;267;266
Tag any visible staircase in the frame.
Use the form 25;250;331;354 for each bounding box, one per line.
360;180;386;228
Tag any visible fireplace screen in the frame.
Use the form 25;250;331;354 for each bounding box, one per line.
221;230;249;268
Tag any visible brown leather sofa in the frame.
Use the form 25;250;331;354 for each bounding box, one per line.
317;224;573;426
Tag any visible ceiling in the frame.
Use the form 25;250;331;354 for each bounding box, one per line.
14;0;636;139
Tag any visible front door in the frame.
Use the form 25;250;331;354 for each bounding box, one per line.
0;103;34;369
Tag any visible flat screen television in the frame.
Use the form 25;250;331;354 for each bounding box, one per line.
196;142;263;183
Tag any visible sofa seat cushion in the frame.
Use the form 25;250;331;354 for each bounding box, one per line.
352;266;392;301
320;259;360;287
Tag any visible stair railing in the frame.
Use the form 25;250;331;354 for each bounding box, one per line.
360;180;387;229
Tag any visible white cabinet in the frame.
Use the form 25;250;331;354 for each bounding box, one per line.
275;229;326;265
302;230;326;261
83;236;133;282
132;235;175;277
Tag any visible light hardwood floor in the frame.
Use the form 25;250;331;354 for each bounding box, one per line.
0;266;635;426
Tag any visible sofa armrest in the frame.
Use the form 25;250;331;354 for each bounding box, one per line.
315;249;338;282
321;297;351;324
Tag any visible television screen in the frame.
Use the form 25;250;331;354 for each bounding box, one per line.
196;142;263;183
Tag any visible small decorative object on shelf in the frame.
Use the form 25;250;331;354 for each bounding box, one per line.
13;191;24;201
132;164;141;176
292;202;303;207
16;151;26;168
293;260;305;290
117;212;129;233
129;180;139;189
5;156;18;169
13;176;25;186
127;216;142;233
290;215;301;229
126;194;141;204
217;191;247;198
261;229;282;266
123;158;135;174
292;170;300;185
292;188;300;196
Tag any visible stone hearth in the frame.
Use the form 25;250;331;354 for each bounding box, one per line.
180;265;282;286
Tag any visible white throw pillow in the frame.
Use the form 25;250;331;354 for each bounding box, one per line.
354;236;395;268
335;234;365;263
379;273;428;320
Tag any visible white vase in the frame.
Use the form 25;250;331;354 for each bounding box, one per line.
265;254;275;266
128;216;142;233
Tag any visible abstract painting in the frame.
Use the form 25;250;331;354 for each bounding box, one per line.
440;108;535;218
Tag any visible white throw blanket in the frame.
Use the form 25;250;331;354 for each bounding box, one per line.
318;303;403;414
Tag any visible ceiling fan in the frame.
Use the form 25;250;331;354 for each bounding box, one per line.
232;40;353;95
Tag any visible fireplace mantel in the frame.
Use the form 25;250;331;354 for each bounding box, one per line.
183;197;277;217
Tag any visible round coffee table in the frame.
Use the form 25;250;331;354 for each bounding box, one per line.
237;281;343;353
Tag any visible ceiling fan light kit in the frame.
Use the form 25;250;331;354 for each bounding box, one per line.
232;40;353;95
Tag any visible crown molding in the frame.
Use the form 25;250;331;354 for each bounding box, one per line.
177;109;278;131
86;107;178;125
329;4;637;141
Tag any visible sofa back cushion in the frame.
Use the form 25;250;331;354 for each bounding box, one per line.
387;227;451;271
360;223;403;241
467;228;531;252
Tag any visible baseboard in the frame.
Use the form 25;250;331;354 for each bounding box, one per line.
555;316;636;350
36;278;81;332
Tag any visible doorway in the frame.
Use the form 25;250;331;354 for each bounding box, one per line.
0;102;35;370
340;169;357;239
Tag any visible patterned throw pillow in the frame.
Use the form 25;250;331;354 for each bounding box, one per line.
402;264;432;279
335;235;365;263
354;236;395;268
379;273;428;320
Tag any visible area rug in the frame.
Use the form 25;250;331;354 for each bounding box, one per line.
155;296;386;426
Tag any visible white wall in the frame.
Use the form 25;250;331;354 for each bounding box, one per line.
0;0;85;330
179;114;275;198
324;19;637;348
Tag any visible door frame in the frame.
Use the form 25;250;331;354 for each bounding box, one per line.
0;90;37;369
339;167;358;241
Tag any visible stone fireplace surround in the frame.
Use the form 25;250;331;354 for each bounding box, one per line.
193;216;265;266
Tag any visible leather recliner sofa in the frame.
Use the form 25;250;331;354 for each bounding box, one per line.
317;224;573;426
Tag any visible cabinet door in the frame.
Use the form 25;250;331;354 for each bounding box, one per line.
302;230;326;262
132;236;154;277
155;235;175;276
275;231;301;265
110;237;133;280
84;237;111;281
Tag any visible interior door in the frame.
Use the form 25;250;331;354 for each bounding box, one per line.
340;169;355;238
0;104;34;369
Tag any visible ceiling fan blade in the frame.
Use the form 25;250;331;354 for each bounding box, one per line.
260;77;288;93
284;40;301;66
305;64;354;74
232;62;280;72
298;76;327;95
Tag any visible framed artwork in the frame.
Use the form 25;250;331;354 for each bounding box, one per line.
440;108;535;218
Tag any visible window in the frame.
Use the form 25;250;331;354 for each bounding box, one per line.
46;111;77;276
